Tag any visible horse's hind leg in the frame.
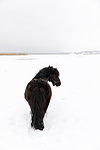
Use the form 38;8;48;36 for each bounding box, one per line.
31;113;34;127
31;103;44;130
31;112;44;130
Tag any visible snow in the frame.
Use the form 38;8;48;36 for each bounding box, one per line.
0;54;100;150
0;0;100;53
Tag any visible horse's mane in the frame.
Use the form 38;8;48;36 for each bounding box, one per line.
34;66;59;79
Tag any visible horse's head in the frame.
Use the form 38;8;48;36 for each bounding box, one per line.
49;67;61;86
34;66;61;86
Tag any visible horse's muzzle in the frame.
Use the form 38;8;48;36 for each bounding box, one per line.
55;81;61;86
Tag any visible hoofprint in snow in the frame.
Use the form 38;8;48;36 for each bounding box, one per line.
0;54;100;150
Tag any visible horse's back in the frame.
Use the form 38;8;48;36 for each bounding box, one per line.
24;79;52;111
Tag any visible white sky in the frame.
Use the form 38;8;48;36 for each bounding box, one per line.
0;0;100;53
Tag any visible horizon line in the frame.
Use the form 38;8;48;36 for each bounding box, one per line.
0;51;100;55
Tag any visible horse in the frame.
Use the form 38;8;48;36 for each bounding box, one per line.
24;66;61;130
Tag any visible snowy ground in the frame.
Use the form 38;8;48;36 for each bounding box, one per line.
0;54;100;150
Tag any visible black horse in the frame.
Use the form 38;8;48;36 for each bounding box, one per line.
24;66;61;130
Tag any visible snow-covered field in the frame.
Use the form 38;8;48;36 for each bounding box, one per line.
0;54;100;150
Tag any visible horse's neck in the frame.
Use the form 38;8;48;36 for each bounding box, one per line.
34;73;50;81
34;73;39;79
33;76;49;82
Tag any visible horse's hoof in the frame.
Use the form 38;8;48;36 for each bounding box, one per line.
31;122;44;130
38;125;44;130
35;122;44;130
36;126;44;130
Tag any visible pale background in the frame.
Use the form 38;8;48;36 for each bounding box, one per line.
0;0;100;54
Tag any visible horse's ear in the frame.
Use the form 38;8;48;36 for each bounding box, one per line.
48;66;53;70
48;65;52;68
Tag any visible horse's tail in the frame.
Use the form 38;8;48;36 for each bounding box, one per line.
31;87;45;130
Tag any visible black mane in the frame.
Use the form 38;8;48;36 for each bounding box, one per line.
34;66;59;79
